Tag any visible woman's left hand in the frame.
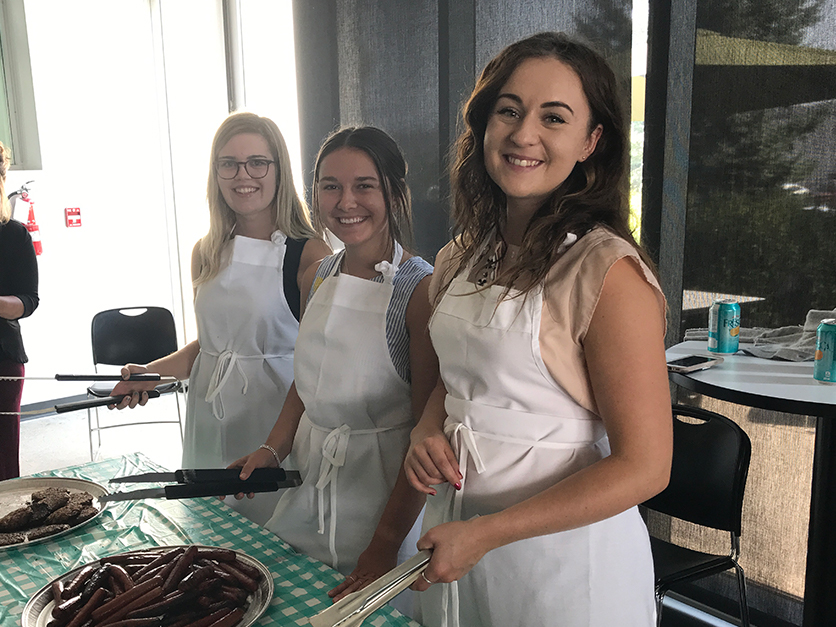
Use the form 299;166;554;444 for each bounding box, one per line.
411;519;491;591
328;545;398;602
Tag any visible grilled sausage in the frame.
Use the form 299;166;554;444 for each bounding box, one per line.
51;594;82;621
125;590;195;619
133;548;182;581
215;562;257;592
110;564;134;591
63;565;97;600
180;607;234;627
204;608;244;627
91;576;164;622
98;586;164;627
178;566;215;592
80;564;111;603
52;580;64;603
194;549;236;562
65;587;108;627
218;586;248;606
228;559;261;581
163;546;198;594
102;553;164;565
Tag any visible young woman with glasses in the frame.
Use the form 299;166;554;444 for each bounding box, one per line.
111;112;331;524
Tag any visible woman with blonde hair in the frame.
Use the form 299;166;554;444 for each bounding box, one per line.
112;112;330;523
0;140;40;480
405;33;671;626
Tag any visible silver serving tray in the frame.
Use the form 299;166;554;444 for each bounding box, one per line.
21;544;274;627
0;476;108;550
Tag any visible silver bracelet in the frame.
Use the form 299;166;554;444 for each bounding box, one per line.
259;443;281;467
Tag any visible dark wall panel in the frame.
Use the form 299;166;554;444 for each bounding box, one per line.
293;0;633;259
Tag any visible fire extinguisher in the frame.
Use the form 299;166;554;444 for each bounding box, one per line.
27;200;43;256
10;181;41;255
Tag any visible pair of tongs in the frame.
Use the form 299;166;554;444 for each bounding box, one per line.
99;467;302;504
0;373;176;415
308;550;432;627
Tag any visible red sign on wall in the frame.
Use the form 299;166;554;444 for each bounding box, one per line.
65;207;81;228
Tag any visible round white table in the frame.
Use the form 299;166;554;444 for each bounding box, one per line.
666;341;836;627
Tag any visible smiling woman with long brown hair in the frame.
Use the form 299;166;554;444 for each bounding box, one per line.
404;33;672;626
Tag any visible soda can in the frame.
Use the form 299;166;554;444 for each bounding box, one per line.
814;319;836;384
708;299;741;354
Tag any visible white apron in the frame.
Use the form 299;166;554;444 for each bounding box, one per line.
419;268;656;627
184;231;298;525
266;244;421;579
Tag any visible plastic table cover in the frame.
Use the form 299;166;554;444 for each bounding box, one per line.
0;453;420;627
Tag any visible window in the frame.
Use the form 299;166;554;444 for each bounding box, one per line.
0;0;41;169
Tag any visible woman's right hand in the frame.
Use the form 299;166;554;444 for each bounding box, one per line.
223;447;279;501
404;420;461;495
108;364;159;409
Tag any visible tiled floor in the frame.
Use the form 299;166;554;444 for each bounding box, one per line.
19;392;184;475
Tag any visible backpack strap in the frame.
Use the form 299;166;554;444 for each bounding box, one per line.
283;237;307;321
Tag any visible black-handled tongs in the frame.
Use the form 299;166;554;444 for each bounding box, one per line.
0;373;168;382
99;467;302;504
0;373;175;415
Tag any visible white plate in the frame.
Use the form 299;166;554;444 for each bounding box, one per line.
0;476;108;550
21;545;274;627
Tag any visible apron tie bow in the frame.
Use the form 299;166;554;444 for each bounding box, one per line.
315;424;351;569
557;232;578;253
205;349;249;420
374;259;396;281
373;242;403;282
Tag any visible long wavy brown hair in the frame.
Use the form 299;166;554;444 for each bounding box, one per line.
445;32;656;299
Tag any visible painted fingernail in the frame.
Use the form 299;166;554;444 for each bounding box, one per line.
454;482;462;490
429;490;437;496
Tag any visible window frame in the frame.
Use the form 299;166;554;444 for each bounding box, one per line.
1;0;42;170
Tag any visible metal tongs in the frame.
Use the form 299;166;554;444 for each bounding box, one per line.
98;467;302;504
308;550;432;627
0;373;175;415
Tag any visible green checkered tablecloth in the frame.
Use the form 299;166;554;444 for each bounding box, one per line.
0;453;421;627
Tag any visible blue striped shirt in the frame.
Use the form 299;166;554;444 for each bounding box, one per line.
308;251;433;383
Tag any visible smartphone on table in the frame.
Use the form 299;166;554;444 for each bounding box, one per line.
666;354;724;373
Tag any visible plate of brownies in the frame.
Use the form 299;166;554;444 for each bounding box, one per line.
0;477;108;549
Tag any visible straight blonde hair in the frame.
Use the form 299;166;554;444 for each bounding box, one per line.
194;112;320;286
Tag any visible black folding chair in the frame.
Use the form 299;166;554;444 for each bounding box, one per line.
87;306;184;459
643;404;752;627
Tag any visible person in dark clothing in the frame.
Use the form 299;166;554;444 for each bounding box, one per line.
0;140;39;481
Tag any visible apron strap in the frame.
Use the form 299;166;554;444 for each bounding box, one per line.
437;421;488;627
310;418;412;571
202;348;291;421
204;349;248;421
315;424;351;569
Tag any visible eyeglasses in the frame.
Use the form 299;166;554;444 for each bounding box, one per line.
215;158;276;180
